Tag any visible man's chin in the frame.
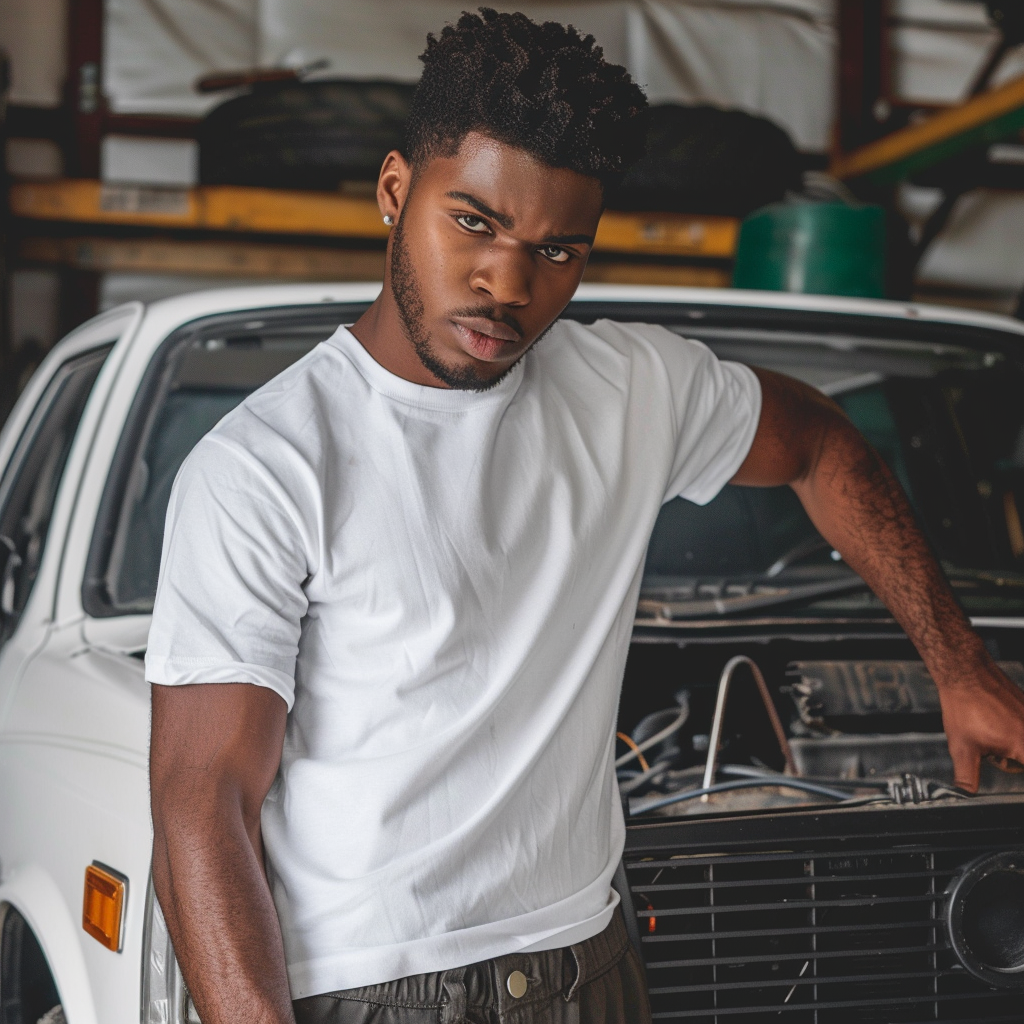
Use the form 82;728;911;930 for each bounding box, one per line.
410;333;518;392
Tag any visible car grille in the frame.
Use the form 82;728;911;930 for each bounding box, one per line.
623;803;1024;1022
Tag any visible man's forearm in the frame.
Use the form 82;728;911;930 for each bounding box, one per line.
152;786;295;1024
791;414;985;679
733;367;1024;790
790;411;1024;788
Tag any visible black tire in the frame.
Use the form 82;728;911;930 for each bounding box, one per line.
0;907;61;1024
608;104;803;218
198;79;417;191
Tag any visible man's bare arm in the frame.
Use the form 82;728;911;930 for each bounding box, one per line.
150;683;294;1024
733;367;1024;791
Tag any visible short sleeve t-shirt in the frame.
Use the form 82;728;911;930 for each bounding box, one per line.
146;318;761;998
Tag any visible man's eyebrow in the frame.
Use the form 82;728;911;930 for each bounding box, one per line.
446;192;594;247
446;191;514;230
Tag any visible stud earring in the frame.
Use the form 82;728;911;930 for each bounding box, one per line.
383;215;394;226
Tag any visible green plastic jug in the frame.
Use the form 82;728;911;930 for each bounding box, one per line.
732;201;886;298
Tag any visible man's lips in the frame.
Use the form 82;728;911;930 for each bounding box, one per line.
450;316;521;342
450;317;523;362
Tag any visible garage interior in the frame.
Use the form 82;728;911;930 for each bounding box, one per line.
3;0;1024;417
4;6;1024;1023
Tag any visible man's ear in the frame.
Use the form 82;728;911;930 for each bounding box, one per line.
378;150;413;225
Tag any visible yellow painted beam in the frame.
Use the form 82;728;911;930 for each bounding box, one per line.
18;235;387;280
594;209;737;259
9;179;390;238
831;73;1024;182
10;179;738;259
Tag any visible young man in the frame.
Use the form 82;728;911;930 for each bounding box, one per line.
147;9;1024;1024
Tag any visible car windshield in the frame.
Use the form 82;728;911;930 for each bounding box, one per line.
85;301;1024;620
641;317;1024;621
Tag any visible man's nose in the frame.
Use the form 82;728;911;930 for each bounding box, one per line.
469;247;532;308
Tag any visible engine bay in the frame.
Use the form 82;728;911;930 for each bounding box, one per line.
617;633;1024;819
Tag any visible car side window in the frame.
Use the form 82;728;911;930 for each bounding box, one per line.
0;346;110;646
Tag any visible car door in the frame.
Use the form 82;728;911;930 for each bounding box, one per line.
0;307;140;687
0;349;110;644
0;305;141;1024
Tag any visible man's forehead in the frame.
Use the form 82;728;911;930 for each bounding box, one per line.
420;132;603;235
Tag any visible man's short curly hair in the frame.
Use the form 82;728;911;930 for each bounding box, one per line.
405;7;648;192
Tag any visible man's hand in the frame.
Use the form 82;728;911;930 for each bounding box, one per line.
733;367;1024;793
150;682;294;1024
934;658;1024;791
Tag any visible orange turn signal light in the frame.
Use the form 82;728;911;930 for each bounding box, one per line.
82;863;127;952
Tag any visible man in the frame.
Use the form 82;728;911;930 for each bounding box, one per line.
147;9;1024;1024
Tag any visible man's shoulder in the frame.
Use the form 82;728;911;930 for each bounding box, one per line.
550;316;706;351
212;332;347;445
541;317;712;377
182;336;349;494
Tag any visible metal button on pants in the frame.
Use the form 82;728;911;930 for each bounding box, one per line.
293;907;651;1023
506;970;529;999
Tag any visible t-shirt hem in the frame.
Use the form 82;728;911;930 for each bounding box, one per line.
285;898;618;999
280;884;618;995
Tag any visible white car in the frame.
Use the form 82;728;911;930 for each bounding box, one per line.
2;283;1023;1024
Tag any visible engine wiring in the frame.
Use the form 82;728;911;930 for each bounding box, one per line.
630;775;857;815
618;655;977;818
614;732;650;772
617;757;678;795
614;690;690;769
627;762;972;816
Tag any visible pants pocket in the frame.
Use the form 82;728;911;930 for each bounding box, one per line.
572;947;651;1024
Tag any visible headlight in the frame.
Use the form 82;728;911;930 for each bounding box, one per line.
946;850;1024;989
141;877;201;1024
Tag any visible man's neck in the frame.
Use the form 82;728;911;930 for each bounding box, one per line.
349;287;451;389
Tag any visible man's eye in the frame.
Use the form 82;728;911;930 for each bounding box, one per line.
539;246;571;263
456;214;489;233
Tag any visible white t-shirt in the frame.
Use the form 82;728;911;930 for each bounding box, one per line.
146;319;760;998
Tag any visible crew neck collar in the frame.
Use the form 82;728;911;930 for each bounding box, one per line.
328;325;525;411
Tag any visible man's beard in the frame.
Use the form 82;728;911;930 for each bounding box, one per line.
389;217;531;392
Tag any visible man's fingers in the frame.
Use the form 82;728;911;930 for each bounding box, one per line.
948;738;980;793
983;726;1024;775
984;753;1024;774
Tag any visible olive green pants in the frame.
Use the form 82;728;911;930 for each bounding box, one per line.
293;908;651;1024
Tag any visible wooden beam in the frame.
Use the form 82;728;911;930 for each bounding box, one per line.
582;262;730;288
19;235;732;289
594;210;737;259
9;180;739;259
9;180;386;236
832;73;1024;182
18;236;386;281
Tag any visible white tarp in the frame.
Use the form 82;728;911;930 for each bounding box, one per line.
260;1;836;151
890;0;1024;102
918;188;1024;296
102;0;1024;150
104;0;836;149
104;0;258;116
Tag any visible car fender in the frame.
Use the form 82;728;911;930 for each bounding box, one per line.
0;862;99;1024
